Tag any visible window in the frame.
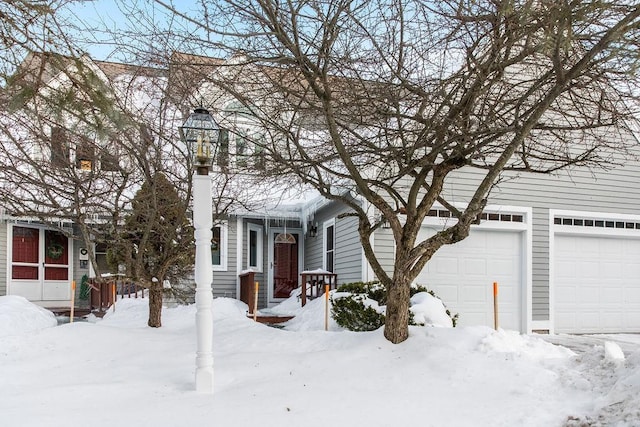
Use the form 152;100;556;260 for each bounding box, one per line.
323;220;335;272
75;135;95;171
236;130;248;167
50;127;70;168
101;146;120;172
211;223;228;271
217;129;229;167
254;140;266;171
247;223;263;271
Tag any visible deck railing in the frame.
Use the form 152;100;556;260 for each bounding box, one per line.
89;278;146;311
239;271;257;314
300;272;337;306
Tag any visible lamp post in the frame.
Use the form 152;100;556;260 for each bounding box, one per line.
179;106;220;393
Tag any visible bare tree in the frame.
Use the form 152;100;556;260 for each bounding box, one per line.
131;0;640;343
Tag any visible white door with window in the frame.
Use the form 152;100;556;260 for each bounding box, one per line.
9;225;72;302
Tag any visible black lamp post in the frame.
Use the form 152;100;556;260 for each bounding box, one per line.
179;107;221;175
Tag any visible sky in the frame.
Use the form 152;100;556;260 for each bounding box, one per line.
58;0;200;62
2;292;640;426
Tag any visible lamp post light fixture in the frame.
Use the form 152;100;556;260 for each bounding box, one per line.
179;106;221;393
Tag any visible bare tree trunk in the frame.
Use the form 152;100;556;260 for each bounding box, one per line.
384;273;411;344
148;281;163;327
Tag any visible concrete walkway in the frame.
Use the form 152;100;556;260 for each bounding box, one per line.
537;333;640;356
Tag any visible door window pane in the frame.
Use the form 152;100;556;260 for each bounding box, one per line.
12;266;38;280
12;226;39;280
45;230;68;265
45;267;68;281
12;226;39;263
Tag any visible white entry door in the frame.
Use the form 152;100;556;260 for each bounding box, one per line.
554;234;640;333
416;227;524;331
9;225;72;302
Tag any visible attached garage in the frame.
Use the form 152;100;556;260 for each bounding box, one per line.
552;215;640;334
416;210;528;332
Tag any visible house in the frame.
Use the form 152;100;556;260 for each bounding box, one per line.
2;52;639;335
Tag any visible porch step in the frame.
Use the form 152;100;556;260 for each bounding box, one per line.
48;308;104;318
247;315;294;324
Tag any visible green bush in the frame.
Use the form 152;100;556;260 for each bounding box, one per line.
331;281;458;331
331;293;385;332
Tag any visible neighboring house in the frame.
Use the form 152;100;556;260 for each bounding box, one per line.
1;53;639;335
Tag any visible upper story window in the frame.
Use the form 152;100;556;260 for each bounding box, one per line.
323;219;335;272
100;147;120;172
49;126;120;172
50;127;70;168
75;135;95;171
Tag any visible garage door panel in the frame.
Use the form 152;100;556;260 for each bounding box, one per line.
601;262;622;279
488;258;516;276
602;287;623;304
490;232;516;249
577;286;599;304
435;286;459;303
623;263;640;276
463;258;487;276
499;284;518;301
576;262;598;279
435;257;458;274
554;234;640;333
417;228;523;331
461;286;487;304
556;260;576;278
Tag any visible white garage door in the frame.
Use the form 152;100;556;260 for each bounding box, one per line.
554;234;640;333
416;227;524;331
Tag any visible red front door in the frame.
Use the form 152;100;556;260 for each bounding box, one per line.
272;232;299;299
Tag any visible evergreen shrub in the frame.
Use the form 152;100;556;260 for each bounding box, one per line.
331;281;458;331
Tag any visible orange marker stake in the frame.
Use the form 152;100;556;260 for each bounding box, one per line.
70;280;76;323
493;282;499;330
112;283;116;312
324;284;330;331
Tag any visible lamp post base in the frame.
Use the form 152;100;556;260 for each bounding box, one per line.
195;367;214;392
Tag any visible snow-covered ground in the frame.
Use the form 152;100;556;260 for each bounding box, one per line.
1;294;639;427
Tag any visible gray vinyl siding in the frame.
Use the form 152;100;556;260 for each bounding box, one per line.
0;222;7;296
373;228;395;279
72;237;87;305
435;144;640;321
334;212;362;284
304;200;362;285
212;218;240;299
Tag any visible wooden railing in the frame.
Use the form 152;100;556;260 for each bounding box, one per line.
89;278;145;311
239;271;257;314
301;272;337;306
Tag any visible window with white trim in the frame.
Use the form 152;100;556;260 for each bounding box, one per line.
247;223;263;271
211;222;228;271
323;219;335;272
